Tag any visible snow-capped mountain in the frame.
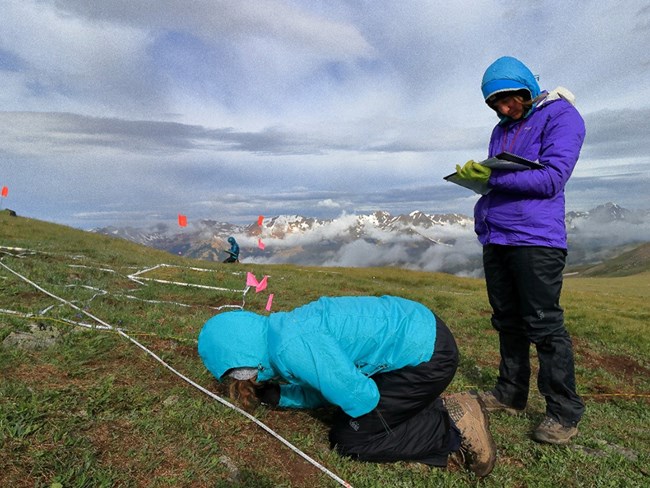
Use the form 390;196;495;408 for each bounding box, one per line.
94;210;479;274
565;202;650;265
93;204;648;276
566;202;646;227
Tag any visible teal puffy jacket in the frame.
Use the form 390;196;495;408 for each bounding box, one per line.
198;296;437;418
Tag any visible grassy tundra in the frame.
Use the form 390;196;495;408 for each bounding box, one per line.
1;212;648;487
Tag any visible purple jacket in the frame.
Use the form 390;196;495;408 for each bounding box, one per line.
474;94;586;249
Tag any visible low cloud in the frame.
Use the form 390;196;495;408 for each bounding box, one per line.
317;199;342;209
238;208;649;275
238;214;482;274
569;216;650;246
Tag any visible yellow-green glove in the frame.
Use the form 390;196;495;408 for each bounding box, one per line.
455;160;492;183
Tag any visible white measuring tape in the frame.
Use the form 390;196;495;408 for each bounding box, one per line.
0;259;353;487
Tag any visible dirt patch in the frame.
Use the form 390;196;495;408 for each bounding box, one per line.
87;419;151;485
574;338;650;401
575;339;650;379
215;412;330;487
196;382;335;487
8;361;81;390
86;419;228;487
6;338;185;395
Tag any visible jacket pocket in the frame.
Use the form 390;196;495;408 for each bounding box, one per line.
356;362;388;376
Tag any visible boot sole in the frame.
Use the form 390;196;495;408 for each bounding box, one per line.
470;392;498;477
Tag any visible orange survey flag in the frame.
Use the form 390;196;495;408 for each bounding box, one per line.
178;214;187;227
1;186;7;197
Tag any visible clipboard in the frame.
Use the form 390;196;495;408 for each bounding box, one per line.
444;152;543;195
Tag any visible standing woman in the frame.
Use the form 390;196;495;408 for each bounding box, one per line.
456;56;585;444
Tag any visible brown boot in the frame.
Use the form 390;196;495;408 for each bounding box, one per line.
533;416;578;445
444;391;497;478
479;390;525;415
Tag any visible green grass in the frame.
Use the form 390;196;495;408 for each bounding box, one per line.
1;213;649;487
572;242;650;277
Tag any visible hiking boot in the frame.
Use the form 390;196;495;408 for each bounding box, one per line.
532;416;578;445
479;390;525;415
444;391;497;478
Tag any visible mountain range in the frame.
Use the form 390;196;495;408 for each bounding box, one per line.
94;203;650;276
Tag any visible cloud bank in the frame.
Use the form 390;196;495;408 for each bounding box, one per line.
1;1;649;229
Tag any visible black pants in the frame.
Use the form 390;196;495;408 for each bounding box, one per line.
329;317;460;466
483;244;585;426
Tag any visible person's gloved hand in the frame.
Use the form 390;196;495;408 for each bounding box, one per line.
255;383;280;407
455;160;492;183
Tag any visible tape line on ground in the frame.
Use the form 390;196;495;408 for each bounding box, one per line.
0;259;353;488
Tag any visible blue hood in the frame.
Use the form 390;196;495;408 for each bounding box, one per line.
481;56;541;119
198;310;272;381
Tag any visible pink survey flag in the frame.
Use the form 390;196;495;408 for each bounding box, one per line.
178;214;187;227
1;186;7;197
265;293;274;312
246;272;258;287
257;215;264;226
255;276;268;293
245;272;268;293
258;238;265;250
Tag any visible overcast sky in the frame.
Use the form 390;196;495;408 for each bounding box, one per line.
1;0;649;230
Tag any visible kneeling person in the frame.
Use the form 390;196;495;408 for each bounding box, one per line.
198;295;496;477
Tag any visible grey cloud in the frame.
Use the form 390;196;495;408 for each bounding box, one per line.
583;108;650;159
51;0;373;59
4;1;375;122
0;112;318;155
2;1;649;231
415;239;483;277
2;2;161;115
570;218;650;245
567;172;650;211
0;111;488;157
194;182;476;225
